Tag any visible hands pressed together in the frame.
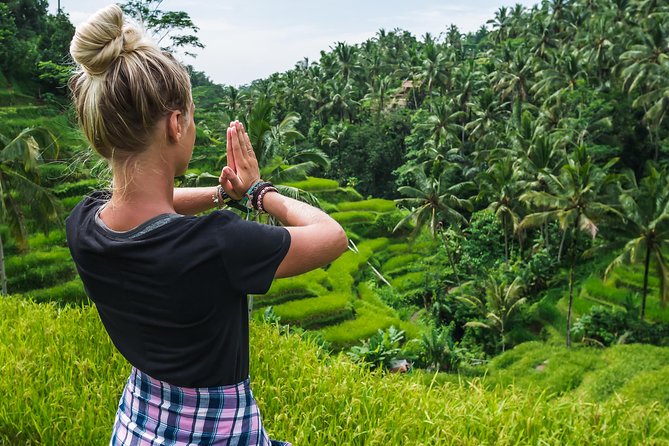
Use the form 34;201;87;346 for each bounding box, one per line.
219;121;261;200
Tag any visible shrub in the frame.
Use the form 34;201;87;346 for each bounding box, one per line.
571;305;669;347
571;305;628;346
459;210;505;275
347;326;405;370
417;324;461;371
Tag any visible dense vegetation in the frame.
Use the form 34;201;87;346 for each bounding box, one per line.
1;0;669;443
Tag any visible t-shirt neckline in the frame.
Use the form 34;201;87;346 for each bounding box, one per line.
94;204;184;239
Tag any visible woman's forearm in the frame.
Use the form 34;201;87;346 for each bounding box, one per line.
173;187;217;215
263;191;348;278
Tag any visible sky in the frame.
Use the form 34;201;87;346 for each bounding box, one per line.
48;0;538;87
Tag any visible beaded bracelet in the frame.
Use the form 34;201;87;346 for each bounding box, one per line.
241;180;264;209
256;185;279;213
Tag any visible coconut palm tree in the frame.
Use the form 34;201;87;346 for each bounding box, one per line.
394;161;473;285
457;275;526;352
478;157;526;263
0;128;62;295
598;164;669;319
519;146;621;346
394;161;472;238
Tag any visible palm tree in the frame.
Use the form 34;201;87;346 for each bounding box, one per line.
394;161;472;239
219;86;246;118
394;161;473;282
478;157;525;263
416;43;450;97
419;100;464;156
332;41;359;82
457;275;526;352
520;146;620;346
492;45;534;125
0;128;62;295
598;164;669;319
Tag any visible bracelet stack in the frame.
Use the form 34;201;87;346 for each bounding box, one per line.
214;181;278;213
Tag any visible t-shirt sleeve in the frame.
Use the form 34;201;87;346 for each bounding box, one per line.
215;212;292;294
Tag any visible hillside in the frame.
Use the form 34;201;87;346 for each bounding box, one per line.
1;298;667;445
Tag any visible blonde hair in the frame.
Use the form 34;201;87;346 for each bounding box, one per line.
69;4;192;159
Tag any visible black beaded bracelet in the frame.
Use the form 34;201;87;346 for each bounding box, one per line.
251;181;273;210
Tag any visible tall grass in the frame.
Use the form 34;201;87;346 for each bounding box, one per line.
1;298;668;445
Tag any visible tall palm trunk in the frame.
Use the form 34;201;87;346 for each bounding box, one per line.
0;233;6;296
442;233;461;285
566;219;579;348
544;222;550;251
558;228;568;262
641;242;651;320
503;219;509;264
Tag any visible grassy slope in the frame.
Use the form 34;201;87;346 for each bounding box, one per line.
1;298;667;445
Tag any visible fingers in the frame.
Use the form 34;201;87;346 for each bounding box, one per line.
220;166;244;200
226;123;236;172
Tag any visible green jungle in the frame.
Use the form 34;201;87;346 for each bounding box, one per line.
1;0;669;444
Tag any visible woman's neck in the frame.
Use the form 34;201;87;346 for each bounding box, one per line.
100;151;179;231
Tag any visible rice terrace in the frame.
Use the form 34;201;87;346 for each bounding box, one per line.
1;0;668;444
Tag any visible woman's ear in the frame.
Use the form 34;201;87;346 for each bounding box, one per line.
166;110;183;143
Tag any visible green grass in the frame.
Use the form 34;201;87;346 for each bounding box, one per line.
319;300;401;349
272;293;353;328
5;247;76;293
26;278;89;306
381;254;421;274
487;341;669;408
313;187;363;204
391;271;426;292
255;272;331;307
329;210;377;225
575;344;669;402
336;199;396;213
327;238;389;293
486;342;603;395
52;178;102;198
280;177;339;191
1;298;668;445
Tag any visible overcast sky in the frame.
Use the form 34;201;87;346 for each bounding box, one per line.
49;1;538;86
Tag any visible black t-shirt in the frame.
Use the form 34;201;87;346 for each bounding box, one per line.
65;191;291;387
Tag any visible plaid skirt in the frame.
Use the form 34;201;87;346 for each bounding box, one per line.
110;368;291;446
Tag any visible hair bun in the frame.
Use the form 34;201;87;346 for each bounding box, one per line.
70;4;137;76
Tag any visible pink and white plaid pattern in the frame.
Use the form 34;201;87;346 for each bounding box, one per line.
110;368;291;446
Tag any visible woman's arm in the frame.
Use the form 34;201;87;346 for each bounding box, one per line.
263;192;348;278
173;187;217;215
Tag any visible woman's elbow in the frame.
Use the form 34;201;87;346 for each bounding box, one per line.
332;223;349;256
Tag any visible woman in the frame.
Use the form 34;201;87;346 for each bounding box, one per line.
65;5;348;445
